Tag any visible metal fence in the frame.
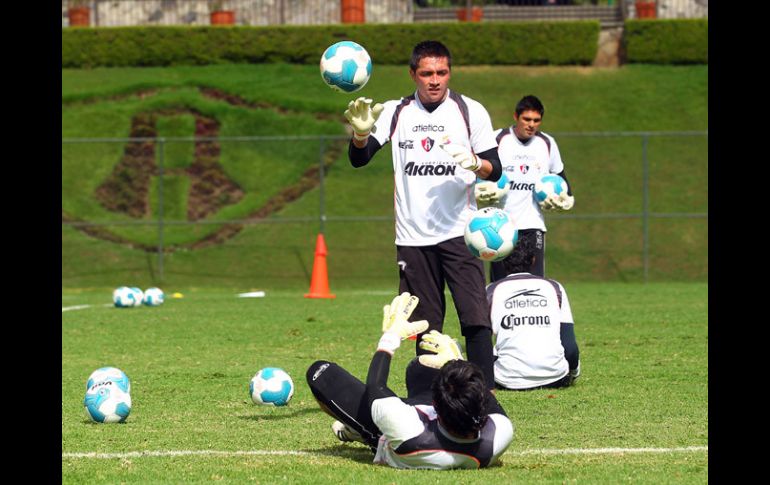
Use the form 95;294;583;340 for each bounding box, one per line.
62;131;707;287
61;0;706;27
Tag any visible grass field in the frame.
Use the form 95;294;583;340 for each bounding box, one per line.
62;282;707;483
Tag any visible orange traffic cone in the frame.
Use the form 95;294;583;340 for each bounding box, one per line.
304;233;336;299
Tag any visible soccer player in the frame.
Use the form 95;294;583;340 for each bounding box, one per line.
475;95;574;280
344;40;503;389
306;293;514;470
486;235;581;390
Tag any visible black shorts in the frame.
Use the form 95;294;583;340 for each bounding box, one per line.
490;229;545;282
396;236;490;341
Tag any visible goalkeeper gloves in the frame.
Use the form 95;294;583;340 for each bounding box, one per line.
417;330;465;369
377;292;430;354
540;192;575;211
475;173;509;208
439;139;482;172
569;361;581;380
344;97;384;142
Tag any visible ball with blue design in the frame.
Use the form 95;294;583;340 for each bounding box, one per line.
84;379;132;423
320;41;372;93
534;174;568;204
86;366;131;394
143;287;165;306
113;286;142;308
463;207;519;262
250;367;295;406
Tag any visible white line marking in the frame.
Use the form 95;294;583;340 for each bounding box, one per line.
61;446;707;460
62;304;112;313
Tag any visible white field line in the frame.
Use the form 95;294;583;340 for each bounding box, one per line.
62;304;112;313
62;446;707;460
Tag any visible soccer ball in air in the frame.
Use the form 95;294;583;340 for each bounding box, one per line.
250;367;295;406
534;174;568;204
113;286;142;308
143;287;165;306
84;380;132;423
320;41;372;93
464;207;519;262
86;366;131;394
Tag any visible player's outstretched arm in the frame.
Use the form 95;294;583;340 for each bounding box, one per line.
344;97;384;146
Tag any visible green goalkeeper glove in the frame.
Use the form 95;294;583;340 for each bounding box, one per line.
377;293;430;354
417;330;465;369
344;97;384;141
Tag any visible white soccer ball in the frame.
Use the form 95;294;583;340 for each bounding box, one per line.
84;380;132;423
113;286;140;308
129;287;144;307
534;174;569;204
464;207;519;262
320;41;372;93
86;366;131;394
250;367;295;407
143;287;165;306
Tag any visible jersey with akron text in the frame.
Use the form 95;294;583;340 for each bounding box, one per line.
495;127;564;232
370;397;514;470
370;90;498;246
486;272;574;389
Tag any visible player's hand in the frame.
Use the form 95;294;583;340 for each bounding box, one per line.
378;293;430;354
540;192;574;211
475;173;509;208
418;331;465;369
439;140;481;172
344;97;384;141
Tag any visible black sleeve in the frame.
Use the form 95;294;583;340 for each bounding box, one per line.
349;137;383;168
560;322;580;370
366;350;398;407
477;147;502;182
555;170;572;196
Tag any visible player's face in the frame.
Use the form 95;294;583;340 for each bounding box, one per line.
513;110;543;140
410;56;451;105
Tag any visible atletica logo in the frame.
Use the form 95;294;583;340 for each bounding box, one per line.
504;289;548;309
421;137;435;151
412;124;445;132
403;162;457;176
500;314;551;329
399;140;414;149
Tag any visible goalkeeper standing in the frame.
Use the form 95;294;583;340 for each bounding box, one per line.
306;293;514;469
475;95;574;280
344;40;503;390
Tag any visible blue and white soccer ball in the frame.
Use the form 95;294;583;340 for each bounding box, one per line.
534;174;568;204
113;286;141;308
250;367;295;407
143;287;165;306
463;207;519;262
320;41;372;93
84;380;132;423
86;366;131;394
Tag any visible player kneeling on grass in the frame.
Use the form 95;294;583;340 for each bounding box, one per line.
306;293;514;470
486;235;581;390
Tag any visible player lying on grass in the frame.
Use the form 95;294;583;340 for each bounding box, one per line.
486;235;581;390
306;293;514;470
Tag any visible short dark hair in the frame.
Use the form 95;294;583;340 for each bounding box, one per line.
515;95;545;117
431;360;488;436
502;233;537;275
410;40;452;71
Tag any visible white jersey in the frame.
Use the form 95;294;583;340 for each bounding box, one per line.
370;397;514;470
495;127;564;232
370;90;498;246
486;272;574;389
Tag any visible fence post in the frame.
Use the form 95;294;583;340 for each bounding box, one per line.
157;137;165;283
318;138;327;235
642;134;649;283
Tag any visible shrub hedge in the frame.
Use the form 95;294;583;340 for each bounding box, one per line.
62;21;600;68
623;19;707;64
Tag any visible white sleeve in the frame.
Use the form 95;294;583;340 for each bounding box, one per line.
370;396;425;448
557;282;574;324
547;134;565;175
369;99;399;147
466;97;498;154
489;414;515;460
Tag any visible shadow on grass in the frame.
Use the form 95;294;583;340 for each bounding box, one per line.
237;407;318;421
303;445;374;464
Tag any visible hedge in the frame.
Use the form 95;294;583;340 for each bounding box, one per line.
61;21;600;68
623;19;707;64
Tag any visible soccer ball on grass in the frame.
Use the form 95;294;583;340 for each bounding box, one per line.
143;287;165;306
464;207;518;262
320;41;372;93
113;286;143;308
250;367;295;406
86;366;131;393
84;379;132;423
